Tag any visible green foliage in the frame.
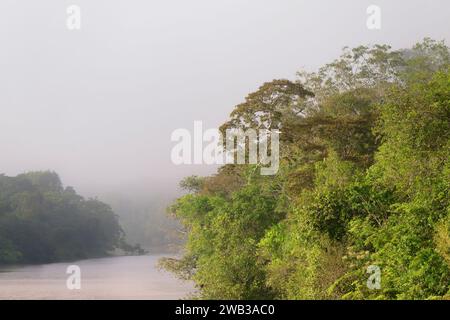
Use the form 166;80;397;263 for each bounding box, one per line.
180;176;205;194
163;39;450;300
168;183;280;299
0;171;125;264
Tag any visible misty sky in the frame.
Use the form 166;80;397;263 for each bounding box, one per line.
1;0;449;197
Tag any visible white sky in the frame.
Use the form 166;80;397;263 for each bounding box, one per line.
0;0;449;197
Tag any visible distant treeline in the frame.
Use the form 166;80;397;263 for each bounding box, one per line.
104;193;184;252
0;171;140;264
162;38;450;300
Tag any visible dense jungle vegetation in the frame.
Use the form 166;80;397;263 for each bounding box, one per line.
162;38;450;300
0;171;139;264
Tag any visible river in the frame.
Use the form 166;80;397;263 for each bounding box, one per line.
0;255;195;300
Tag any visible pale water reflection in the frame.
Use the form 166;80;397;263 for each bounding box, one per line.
0;255;194;300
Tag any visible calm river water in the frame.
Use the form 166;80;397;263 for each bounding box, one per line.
0;255;194;300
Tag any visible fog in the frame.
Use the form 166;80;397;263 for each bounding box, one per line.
1;0;449;197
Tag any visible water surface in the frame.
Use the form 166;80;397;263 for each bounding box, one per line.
0;255;194;300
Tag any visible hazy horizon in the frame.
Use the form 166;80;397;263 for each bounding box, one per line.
1;0;449;198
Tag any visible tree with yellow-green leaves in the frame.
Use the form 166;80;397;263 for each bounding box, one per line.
162;38;450;300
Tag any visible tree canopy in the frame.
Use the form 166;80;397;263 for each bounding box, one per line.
161;38;450;300
0;171;133;264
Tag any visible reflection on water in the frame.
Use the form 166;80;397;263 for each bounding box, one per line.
0;255;194;300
